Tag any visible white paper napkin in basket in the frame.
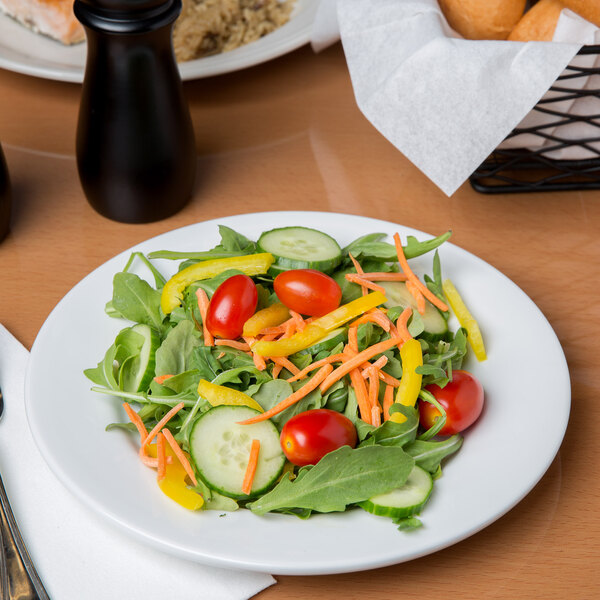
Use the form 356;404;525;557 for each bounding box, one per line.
311;0;597;195
0;324;275;600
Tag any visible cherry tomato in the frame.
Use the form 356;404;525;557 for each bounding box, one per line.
205;274;258;339
280;409;357;466
419;370;484;435
273;269;342;317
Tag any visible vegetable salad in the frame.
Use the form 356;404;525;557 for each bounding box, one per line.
85;225;486;530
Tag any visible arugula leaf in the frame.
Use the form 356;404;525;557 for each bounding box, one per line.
147;225;256;261
84;342;119;389
112;272;164;332
404;434;463;473
249;445;415;515
250;379;326;430
154;320;201;376
192;345;222;381
341;231;451;262
211;366;271;387
84;326;149;392
359;405;419;448
395;517;423;531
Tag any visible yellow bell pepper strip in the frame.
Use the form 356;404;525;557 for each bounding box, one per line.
242;302;290;337
147;444;204;510
442;278;487;362
160;253;275;314
390;338;423;424
197;379;264;412
251;291;387;357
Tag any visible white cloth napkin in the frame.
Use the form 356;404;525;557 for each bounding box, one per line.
311;0;598;196
0;324;275;600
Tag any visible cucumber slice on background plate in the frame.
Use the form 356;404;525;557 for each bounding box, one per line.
359;465;433;519
257;226;342;274
189;405;285;500
380;281;448;340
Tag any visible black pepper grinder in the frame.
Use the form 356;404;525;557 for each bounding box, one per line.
74;0;196;223
0;142;10;242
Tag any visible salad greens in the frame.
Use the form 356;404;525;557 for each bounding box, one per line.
85;225;473;531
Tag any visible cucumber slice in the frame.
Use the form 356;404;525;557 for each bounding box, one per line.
380;281;448;340
257;227;342;274
122;324;160;392
359;465;433;519
189;405;285;500
297;327;347;356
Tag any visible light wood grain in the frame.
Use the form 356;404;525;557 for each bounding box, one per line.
0;43;598;599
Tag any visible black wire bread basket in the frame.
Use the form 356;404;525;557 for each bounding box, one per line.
470;44;600;193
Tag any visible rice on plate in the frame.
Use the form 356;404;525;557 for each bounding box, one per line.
174;0;296;62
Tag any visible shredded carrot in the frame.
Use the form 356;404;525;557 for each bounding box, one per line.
123;402;148;441
269;356;300;375
238;364;334;425
367;371;380;414
351;309;391;332
348;325;359;353
282;320;296;339
383;384;395;421
243;336;267;371
345;274;387;294
371;404;382;428
241;439;261;495
396;307;413;342
287;353;346;382
156;432;166;481
319;337;402;393
258;333;278;342
138;448;161;468
378;370;401;387
393;233;449;312
289;310;306;331
348;368;372;425
214;339;251;351
217;352;226;359
357;272;408;282
406;279;426;315
161;428;198;486
272;363;283;379
195;288;214;347
153;374;174;385
362;355;389;379
141;402;185;454
349;252;367;296
258;325;287;336
122;403;172;468
252;352;267;371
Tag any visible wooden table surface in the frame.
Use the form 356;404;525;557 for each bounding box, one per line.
0;41;598;599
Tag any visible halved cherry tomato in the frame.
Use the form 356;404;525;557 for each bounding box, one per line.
205;274;258;339
419;370;484;435
280;409;357;466
273;269;342;317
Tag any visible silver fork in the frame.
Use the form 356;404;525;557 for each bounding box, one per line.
0;386;51;599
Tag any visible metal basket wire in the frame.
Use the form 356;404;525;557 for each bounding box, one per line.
470;45;600;193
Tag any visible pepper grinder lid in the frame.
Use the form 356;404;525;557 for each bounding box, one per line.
74;0;181;32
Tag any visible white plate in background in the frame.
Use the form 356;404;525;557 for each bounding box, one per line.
0;0;319;83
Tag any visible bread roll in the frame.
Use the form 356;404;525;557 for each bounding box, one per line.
438;0;527;40
508;0;564;42
561;0;600;28
0;0;84;45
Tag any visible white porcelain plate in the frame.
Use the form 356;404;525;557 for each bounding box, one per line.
0;0;319;83
25;212;570;575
